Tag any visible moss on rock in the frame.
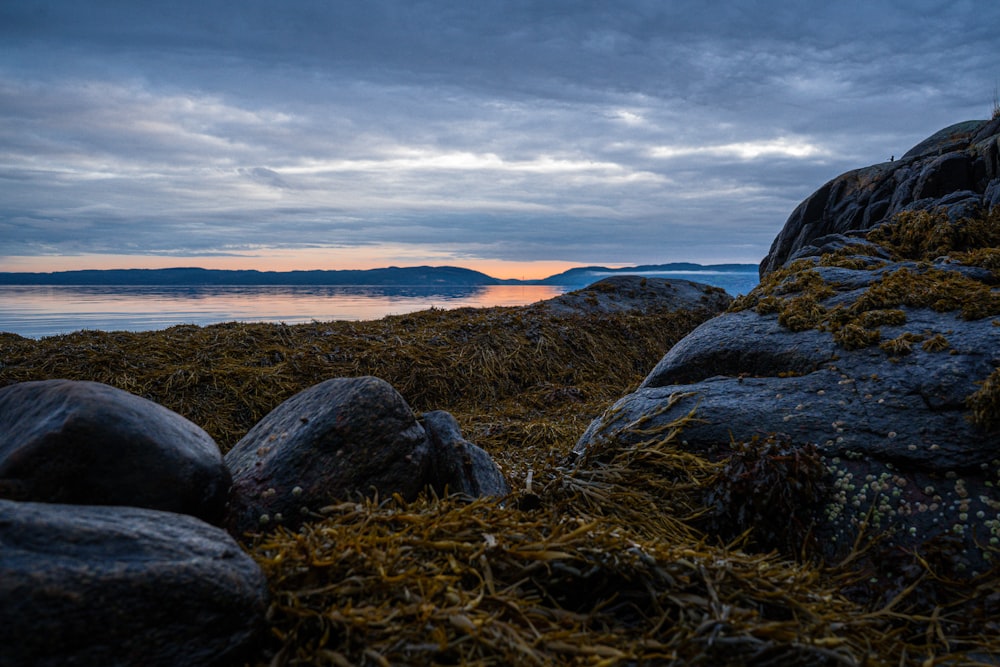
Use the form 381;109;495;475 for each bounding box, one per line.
732;207;1000;357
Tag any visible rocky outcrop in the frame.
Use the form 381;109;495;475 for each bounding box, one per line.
760;118;1000;275
532;276;732;317
0;379;230;525
575;269;999;568
0;499;268;667
576;120;1000;577
423;409;510;498
225;376;509;536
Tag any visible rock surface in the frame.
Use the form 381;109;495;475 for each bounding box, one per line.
225;376;509;536
0;499;268;667
423;409;510;498
761;118;1000;275
0;379;230;524
533;275;732;317
576;120;1000;575
225;376;430;535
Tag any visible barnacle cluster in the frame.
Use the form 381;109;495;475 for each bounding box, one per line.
820;455;1000;571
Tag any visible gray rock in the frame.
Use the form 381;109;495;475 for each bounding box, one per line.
532;276;732;317
0;380;230;525
902;119;995;160
787;234;889;264
986;179;1000;209
912;152;973;200
0;499;268;667
422;410;510;498
760;119;1000;275
225;376;432;536
575;259;1000;573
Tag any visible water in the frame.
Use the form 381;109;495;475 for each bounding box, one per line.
0;284;567;338
0;272;760;339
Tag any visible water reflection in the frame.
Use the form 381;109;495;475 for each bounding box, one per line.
0;284;568;338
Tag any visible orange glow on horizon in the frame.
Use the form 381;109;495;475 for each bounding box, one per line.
0;250;601;281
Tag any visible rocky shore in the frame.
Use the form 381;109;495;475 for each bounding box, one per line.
1;119;999;665
578;118;1000;578
1;277;728;665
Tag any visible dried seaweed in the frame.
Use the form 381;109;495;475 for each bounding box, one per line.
967;367;1000;432
251;400;1000;666
730;206;1000;356
255;496;873;667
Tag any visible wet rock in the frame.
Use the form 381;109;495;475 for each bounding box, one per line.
0;499;268;667
533;276;732;317
423;410;510;498
575;262;1000;572
225;376;432;536
0;380;230;524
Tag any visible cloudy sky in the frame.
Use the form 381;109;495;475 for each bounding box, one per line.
2;1;998;278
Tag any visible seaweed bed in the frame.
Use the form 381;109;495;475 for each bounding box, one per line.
2;262;999;665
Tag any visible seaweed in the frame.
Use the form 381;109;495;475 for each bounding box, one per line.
700;436;829;557
254;495;873;667
867;207;1000;261
3;290;1000;664
967;367;1000;432
879;332;925;356
731;207;1000;357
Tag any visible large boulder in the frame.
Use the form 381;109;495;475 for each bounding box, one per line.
760;118;1000;275
575;124;1000;578
532;276;733;317
225;376;509;536
0;499;268;667
0;380;230;524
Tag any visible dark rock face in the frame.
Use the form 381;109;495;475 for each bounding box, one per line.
0;499;268;667
533;276;732;317
761;118;1000;275
576;260;1000;572
423;410;510;498
225;376;432;535
0;379;230;524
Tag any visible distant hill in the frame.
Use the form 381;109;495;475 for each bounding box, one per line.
0;266;505;286
0;263;758;288
532;263;759;286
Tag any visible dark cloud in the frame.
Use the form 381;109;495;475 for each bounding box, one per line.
2;0;999;271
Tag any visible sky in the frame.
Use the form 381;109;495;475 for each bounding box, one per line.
1;1;999;279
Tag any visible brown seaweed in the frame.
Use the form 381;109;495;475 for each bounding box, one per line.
2;282;999;664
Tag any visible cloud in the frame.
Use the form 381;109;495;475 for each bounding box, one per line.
1;0;999;272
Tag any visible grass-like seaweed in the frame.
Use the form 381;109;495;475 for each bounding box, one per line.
968;367;1000;432
732;207;1000;343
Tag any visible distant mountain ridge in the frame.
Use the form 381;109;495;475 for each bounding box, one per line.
0;263;758;288
534;263;759;285
0;266;500;287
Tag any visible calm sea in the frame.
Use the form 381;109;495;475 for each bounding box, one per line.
0;272;759;339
